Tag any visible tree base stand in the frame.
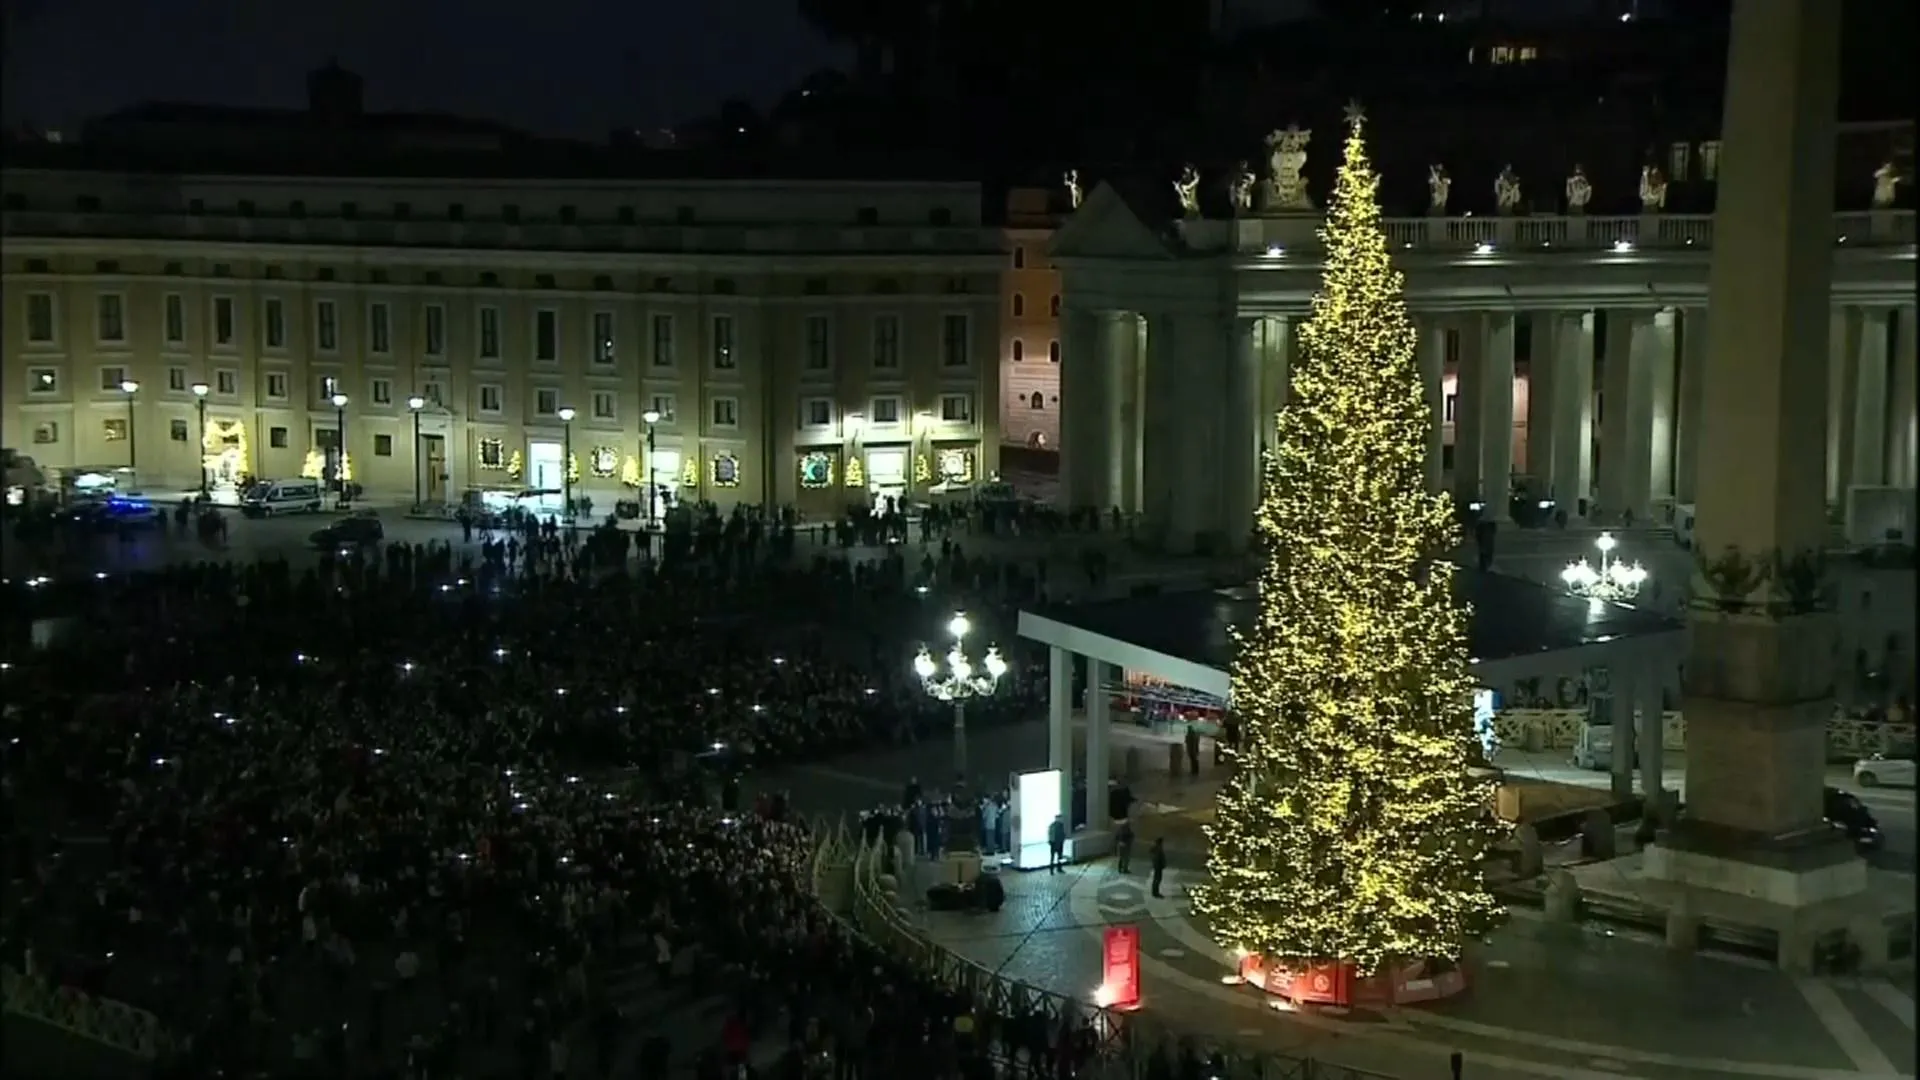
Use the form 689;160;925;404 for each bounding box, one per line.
1235;955;1468;1007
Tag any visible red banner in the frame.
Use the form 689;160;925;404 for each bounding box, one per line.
1101;925;1141;1009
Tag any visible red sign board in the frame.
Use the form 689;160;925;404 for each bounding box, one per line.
1102;926;1141;1009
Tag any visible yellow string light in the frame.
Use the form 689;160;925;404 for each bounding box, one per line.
1189;107;1504;979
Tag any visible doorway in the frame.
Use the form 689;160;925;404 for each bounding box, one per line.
422;435;446;503
528;442;564;512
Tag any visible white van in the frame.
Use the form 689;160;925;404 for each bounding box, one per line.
240;478;324;518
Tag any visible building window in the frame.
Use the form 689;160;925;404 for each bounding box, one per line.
169;419;190;442
1012;294;1026;317
651;314;675;367
314;299;338;352
1029;391;1045;410
265;372;289;399
368;302;392;355
592;311;616;364
1668;142;1691;183
871;316;901;370
1048;340;1061;363
97;294;126;342
1050;295;1061;317
27;367;58;394
422;381;444;406
374;434;394;457
802;397;833;427
941;314;970;367
804;315;832;371
1012;246;1026;269
535;388;559;416
534;309;558;362
1012;340;1025;363
270;426;290;449
263;298;287;349
99;365;128;391
710;396;740;428
591;391;617;420
1698;140;1721;182
1444;392;1458;424
424;304;446;357
163;294;186;345
212;296;235;346
25;293;55;343
479;385;503;413
711;315;736;370
478;307;501;360
215;369;238;395
869;396;902;425
33;422;59;445
167;366;187;392
370;378;392;405
103;418;129;442
318;374;341;402
649;394;676;423
939;393;974;423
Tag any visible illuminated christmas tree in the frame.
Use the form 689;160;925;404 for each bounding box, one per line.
1190;105;1503;979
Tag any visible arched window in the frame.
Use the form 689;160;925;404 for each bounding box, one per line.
1011;340;1025;362
1048;340;1061;363
1012;246;1026;269
1012;294;1025;317
1049;295;1061;317
1029;391;1045;410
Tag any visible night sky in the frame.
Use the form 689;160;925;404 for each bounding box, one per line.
3;0;847;138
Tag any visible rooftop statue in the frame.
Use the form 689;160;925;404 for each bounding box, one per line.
1565;165;1592;214
1428;164;1451;215
1263;126;1313;211
1494;165;1522;215
1174;164;1201;217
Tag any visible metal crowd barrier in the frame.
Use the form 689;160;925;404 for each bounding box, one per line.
1;964;173;1061
839;836;1399;1080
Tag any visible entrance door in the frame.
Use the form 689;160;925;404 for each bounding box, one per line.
529;442;563;511
871;483;906;515
423;436;446;503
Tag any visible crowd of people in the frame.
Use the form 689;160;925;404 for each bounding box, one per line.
1;504;1152;1079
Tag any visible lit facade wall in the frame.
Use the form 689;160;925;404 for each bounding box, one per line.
2;170;1003;513
1001;226;1063;450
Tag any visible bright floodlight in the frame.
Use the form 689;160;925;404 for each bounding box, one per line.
913;649;938;680
120;379;140;394
949;651;973;682
407;395;426;410
191;382;210;397
1562;532;1647;603
983;647;1008;680
331;393;349;408
642;409;662;424
558;407;576;422
948;612;972;640
1596;532;1617;554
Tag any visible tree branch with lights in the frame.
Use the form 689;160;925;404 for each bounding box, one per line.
1190;103;1504;982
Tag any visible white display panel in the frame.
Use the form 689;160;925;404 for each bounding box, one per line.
1473;687;1501;757
1011;768;1063;871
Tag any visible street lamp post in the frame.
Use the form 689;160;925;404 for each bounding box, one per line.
641;409;661;528
330;393;350;504
407;396;427;508
191;382;210;496
557;406;577;516
1560;531;1649;603
119;380;140;474
912;612;1010;781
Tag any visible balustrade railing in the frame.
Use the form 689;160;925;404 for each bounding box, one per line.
842;836;1397;1080
1;964;175;1061
1191;208;1915;255
1492;707;1915;760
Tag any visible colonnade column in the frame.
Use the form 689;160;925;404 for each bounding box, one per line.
1476;312;1517;519
1086;661;1114;834
1547;312;1596;511
1893;306;1919;490
1260;315;1294;450
1224;317;1263;550
1647;310;1680;511
1524;312;1558;499
1099;314;1135;511
1047;646;1076;826
1850;307;1892;489
1637;667;1668;821
1058;308;1111;510
1453;317;1484;501
1420;316;1448;493
1674;308;1707;505
1140;312;1181;547
1117;314;1146;515
1609;665;1638;801
1825;307;1861;507
1598;308;1662;523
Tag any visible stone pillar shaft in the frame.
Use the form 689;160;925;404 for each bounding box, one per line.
1058;309;1110;510
1893;306;1919;490
1675;308;1708;504
1524;312;1558;498
1420;316;1447;494
1825;307;1861;506
1610;666;1638;800
1454;319;1484;500
1549;312;1596;509
1224;318;1262;551
1850;307;1892;488
1647;311;1680;509
1638;671;1668;820
1477;312;1517;519
1141;312;1182;546
1597;309;1643;519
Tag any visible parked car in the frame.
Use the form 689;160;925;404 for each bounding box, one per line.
1853;754;1916;789
63;495;164;532
310;511;384;549
1824;786;1883;853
